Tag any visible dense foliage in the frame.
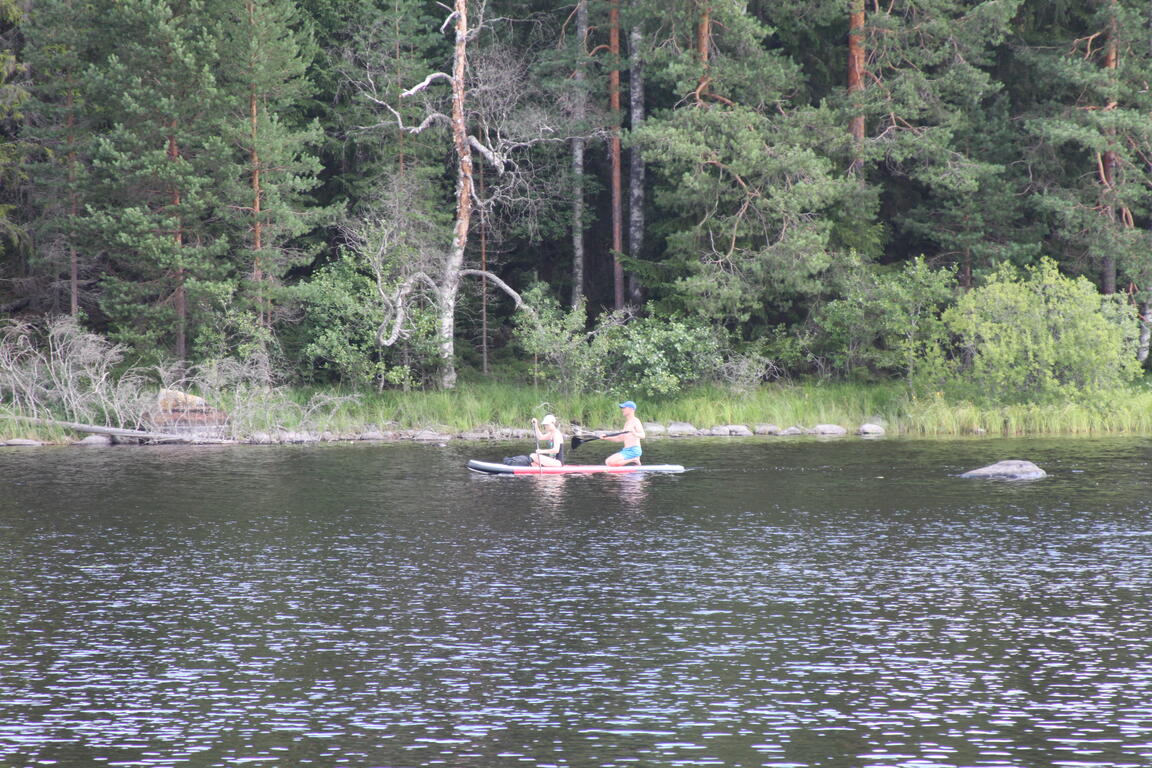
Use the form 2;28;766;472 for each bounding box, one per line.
2;0;1151;401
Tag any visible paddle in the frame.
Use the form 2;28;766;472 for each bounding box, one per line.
532;419;542;473
571;430;627;451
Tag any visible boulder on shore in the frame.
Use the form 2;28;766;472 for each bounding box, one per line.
811;424;847;436
666;422;697;436
858;423;886;436
960;459;1046;480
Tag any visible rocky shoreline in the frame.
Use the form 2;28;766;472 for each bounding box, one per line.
1;421;889;447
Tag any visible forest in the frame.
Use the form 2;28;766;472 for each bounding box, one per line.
2;0;1151;409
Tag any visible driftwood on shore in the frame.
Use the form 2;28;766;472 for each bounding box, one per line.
1;414;234;444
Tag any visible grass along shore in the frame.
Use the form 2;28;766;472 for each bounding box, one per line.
7;381;1152;443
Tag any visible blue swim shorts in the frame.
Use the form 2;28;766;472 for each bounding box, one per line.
620;445;642;460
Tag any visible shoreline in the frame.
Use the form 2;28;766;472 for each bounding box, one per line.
7;379;1152;446
5;419;1147;447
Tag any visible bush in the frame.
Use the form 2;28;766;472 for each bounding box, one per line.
810;257;956;380
940;258;1140;403
292;252;432;389
514;286;723;397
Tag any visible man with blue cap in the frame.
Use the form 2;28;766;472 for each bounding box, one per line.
600;400;645;466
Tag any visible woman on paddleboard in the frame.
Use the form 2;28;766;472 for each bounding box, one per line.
530;414;565;467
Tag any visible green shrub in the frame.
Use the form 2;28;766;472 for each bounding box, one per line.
810;257;956;380
514;286;722;397
940;258;1140;403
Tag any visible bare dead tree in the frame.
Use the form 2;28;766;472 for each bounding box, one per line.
347;0;580;388
0;316;152;428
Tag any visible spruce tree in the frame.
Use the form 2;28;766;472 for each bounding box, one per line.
21;0;99;315
0;0;28;270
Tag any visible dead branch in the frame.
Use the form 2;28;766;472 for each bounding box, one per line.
401;71;453;97
0;414;233;444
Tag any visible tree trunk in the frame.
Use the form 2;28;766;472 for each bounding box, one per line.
609;0;624;310
247;0;264;322
570;0;587;308
440;0;473;389
695;2;711;102
168;128;187;362
66;88;79;316
1138;301;1150;365
1099;0;1118;294
479;163;489;374
627;25;644;305
249;84;266;324
847;0;866;173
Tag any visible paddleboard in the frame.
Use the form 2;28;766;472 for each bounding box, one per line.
467;459;686;475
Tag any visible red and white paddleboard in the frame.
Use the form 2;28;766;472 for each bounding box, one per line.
467;459;686;475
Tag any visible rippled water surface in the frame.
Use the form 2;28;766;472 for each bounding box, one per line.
3;437;1152;768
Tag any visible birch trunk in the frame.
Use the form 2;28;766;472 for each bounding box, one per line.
609;0;624;310
1138;302;1150;365
439;0;473;389
627;25;644;305
570;0;588;308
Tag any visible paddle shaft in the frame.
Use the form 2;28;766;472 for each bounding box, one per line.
571;429;628;451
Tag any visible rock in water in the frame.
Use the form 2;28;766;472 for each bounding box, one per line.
960;460;1046;480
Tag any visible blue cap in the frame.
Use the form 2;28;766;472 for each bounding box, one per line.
618;400;637;409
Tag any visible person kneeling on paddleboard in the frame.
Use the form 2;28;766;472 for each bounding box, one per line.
601;401;644;466
530;414;565;467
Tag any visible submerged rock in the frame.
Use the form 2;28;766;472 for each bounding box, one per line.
960;459;1046;480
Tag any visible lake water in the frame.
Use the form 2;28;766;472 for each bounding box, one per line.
2;436;1152;768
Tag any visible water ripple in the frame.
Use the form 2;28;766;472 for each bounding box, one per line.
3;438;1152;766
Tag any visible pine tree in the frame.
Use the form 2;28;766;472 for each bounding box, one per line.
1014;0;1152;295
81;0;234;362
632;0;857;333
216;0;324;331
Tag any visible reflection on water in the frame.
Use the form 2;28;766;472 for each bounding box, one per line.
2;438;1152;767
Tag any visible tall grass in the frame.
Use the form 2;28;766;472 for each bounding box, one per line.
9;378;1152;440
333;380;1152;436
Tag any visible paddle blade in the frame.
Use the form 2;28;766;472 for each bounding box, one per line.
571;434;599;451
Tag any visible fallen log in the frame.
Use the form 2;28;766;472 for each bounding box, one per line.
1;414;234;444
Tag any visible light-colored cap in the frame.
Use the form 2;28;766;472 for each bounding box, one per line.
541;414;556;425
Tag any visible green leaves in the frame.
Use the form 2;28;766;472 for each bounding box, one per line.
942;259;1141;402
514;283;721;397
